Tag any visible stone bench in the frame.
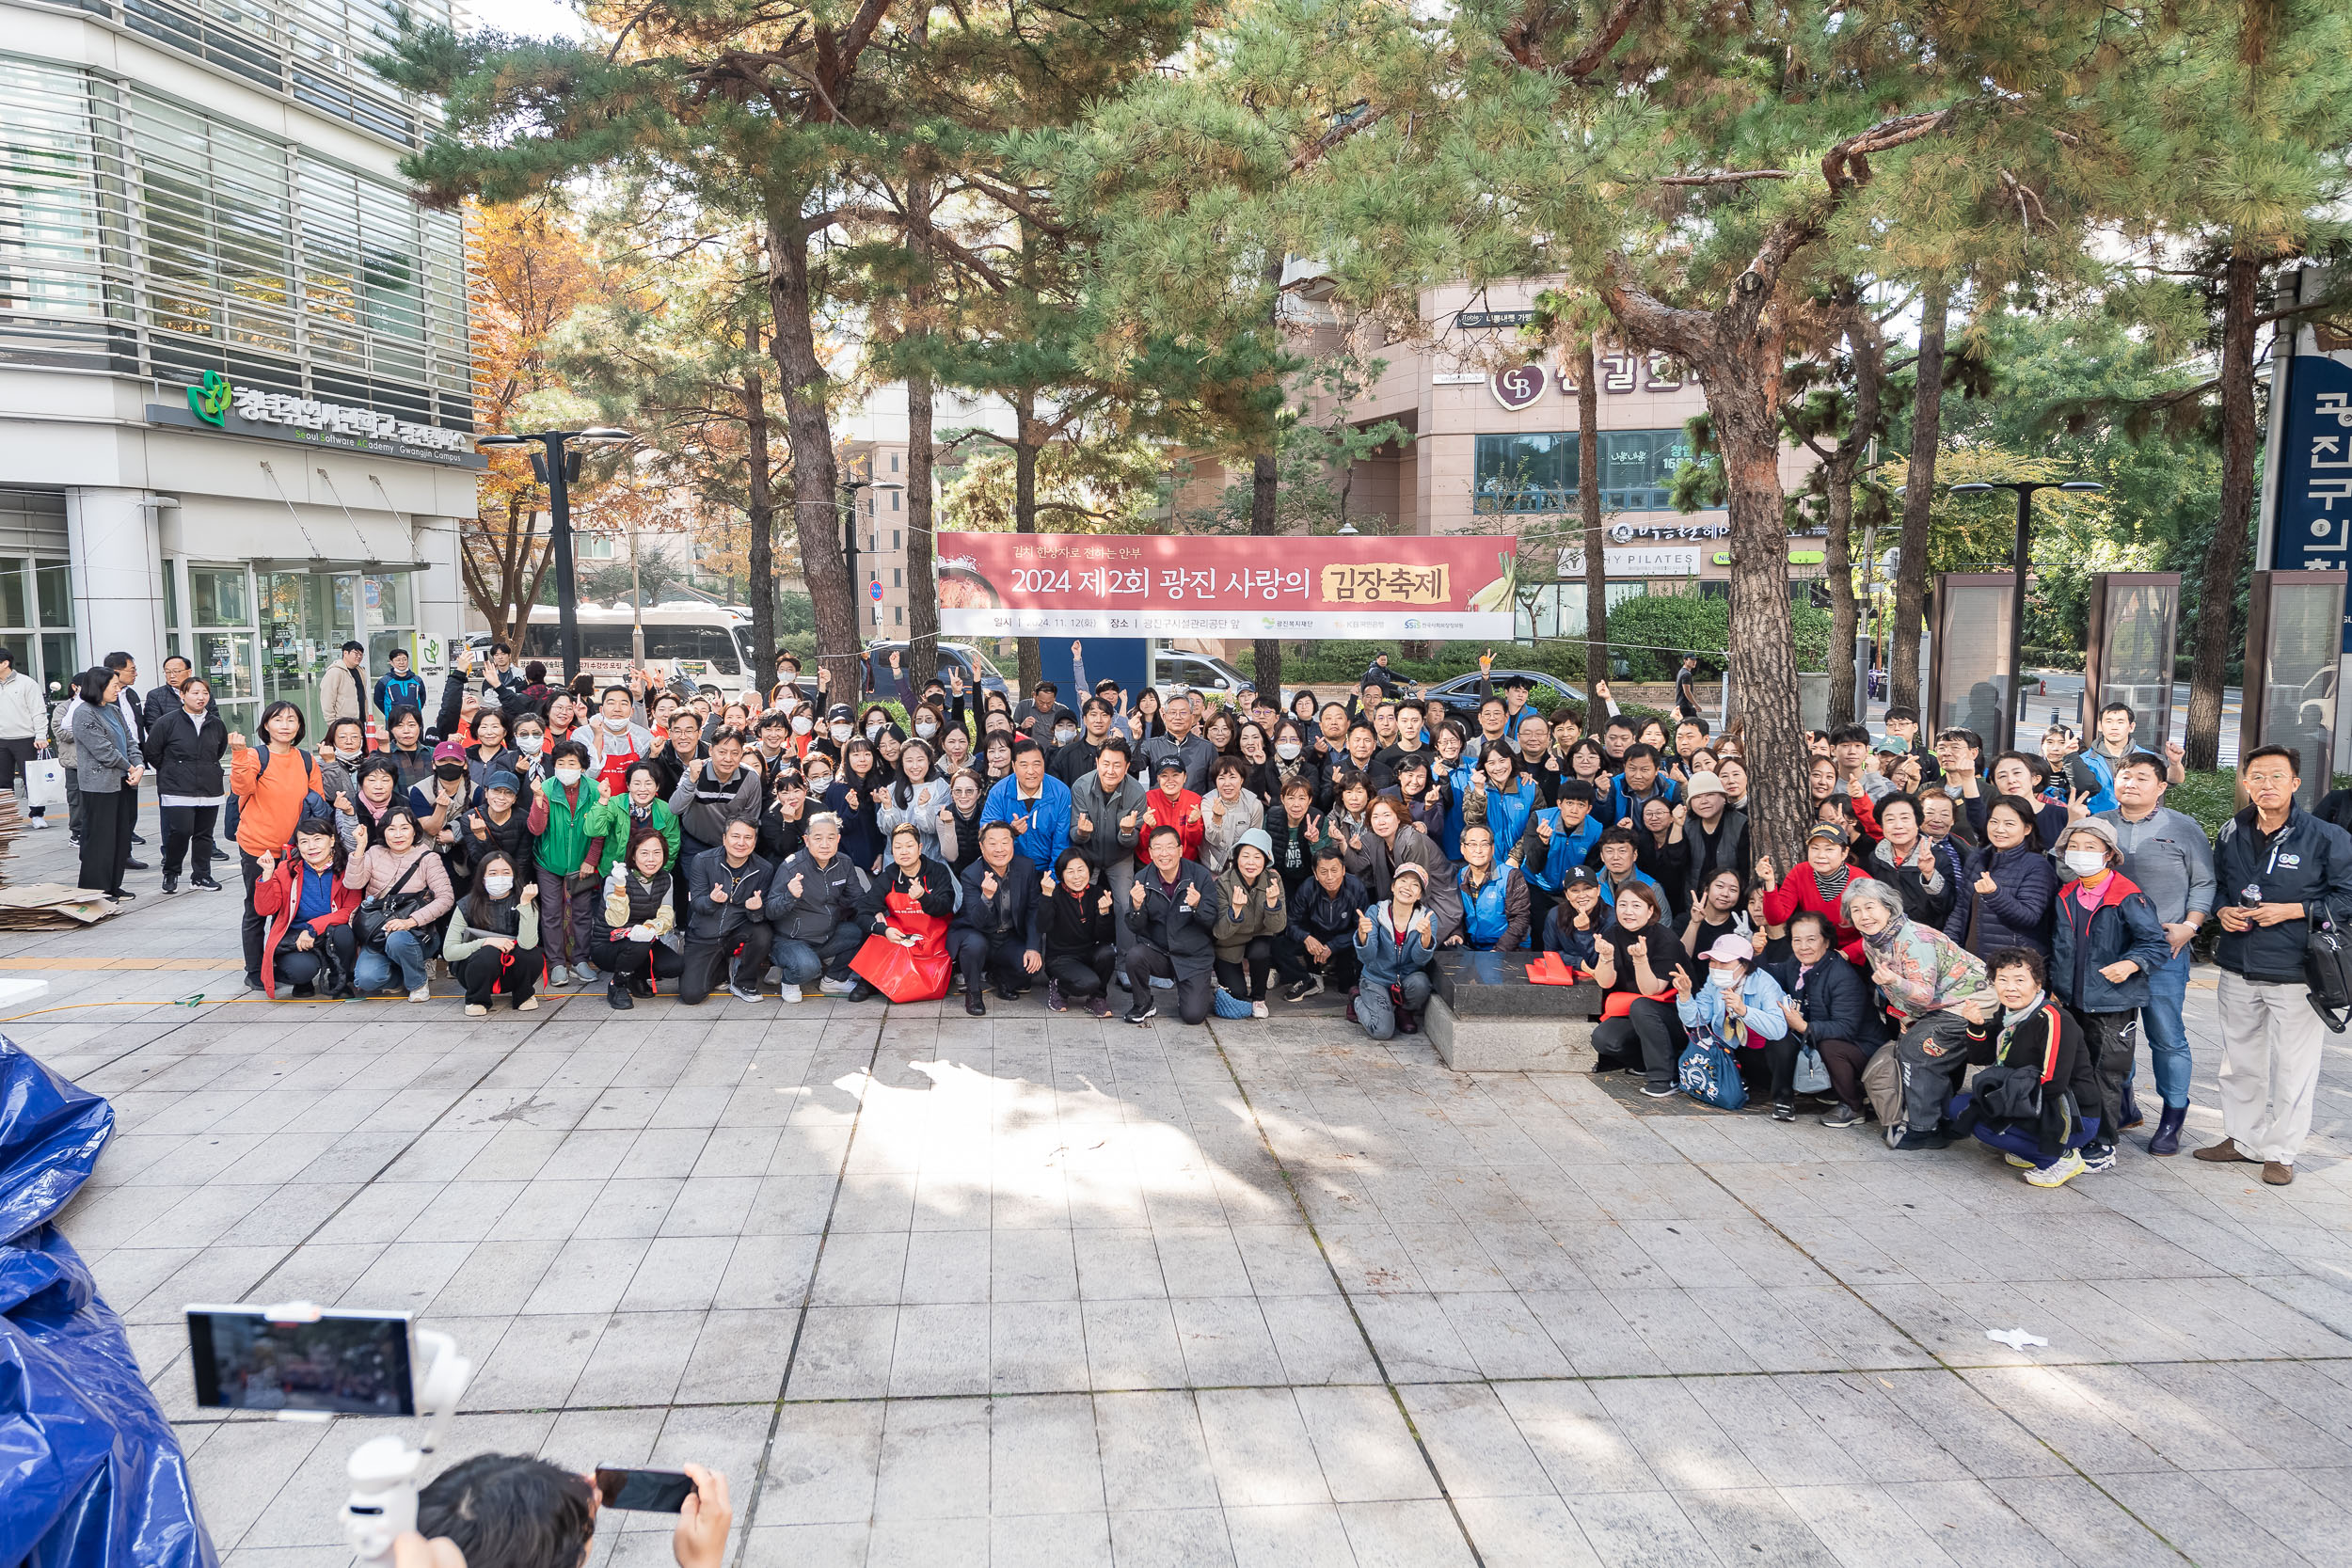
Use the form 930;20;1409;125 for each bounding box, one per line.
1421;951;1603;1071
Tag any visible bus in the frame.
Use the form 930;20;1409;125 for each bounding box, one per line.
484;603;761;700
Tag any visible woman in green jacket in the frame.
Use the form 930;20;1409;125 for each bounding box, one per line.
581;761;682;875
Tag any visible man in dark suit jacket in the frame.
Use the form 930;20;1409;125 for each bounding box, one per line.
949;819;1041;1015
141;653;216;731
103;651;150;860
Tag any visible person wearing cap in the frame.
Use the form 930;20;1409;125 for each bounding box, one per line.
1351;859;1438;1039
1137;752;1205;864
1540;866;1608;964
982;736;1073;870
453;766;539;891
1278;847;1369;1001
1757;824;1874;959
2048;818;2172;1174
1843;878;1992;1148
1212;827;1288;1016
1666;770;1747;910
320;639;369;729
815;702;858;764
1673;933;1798;1117
410;738;475;844
1122;821;1220;1024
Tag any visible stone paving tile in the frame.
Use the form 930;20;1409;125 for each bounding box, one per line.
8;844;2352;1564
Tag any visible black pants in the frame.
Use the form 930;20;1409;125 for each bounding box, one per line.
456;942;544;1006
1124;942;1212;1024
680;920;772;1004
273;924;357;995
2077;1010;2137;1147
1591;996;1682;1087
1216;937;1277;1002
1274;928;1359;990
675;833;714;925
78;786;133;895
160;804;219;880
1813;1036;1872;1116
590;931;685;991
1046;943;1117;997
1736;1036;1804;1104
951;927;1032;995
240;847;268;984
0;734;46;819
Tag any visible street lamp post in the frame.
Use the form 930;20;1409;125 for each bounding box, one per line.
475;426;633;683
1948;479;2106;752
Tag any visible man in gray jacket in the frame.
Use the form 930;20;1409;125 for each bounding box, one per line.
2097;751;2217;1154
1138;692;1216;794
766;813;870;1002
1070;737;1148;941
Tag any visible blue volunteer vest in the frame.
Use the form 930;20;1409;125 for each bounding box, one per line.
1527;809;1603;893
1461;865;1514;948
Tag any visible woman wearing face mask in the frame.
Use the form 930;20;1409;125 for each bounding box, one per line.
1265;720;1323;808
592;827;683;1008
939;769;986;875
526;740;606;987
2046;819;2170;1171
827;737;885;868
343;806;453;1002
909;701;951;752
582;760;681;876
250;814;362;999
445;848;543;1014
1944;795;2056;958
876;738;951;863
850;821;957;1003
509;719;548;780
1672;932;1799;1115
858;704;900;746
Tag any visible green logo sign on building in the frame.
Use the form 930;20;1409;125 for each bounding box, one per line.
188;370;232;427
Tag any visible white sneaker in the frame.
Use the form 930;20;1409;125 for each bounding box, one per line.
29;816;46;829
407;987;431;1004
550;964;571;986
779;982;803;1004
818;975;858;996
1251;1000;1268;1019
2025;1149;2087;1188
2003;1153;2035;1169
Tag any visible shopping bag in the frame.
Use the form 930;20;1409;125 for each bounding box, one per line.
24;757;65;809
1677;1027;1748;1110
1792;1043;1832;1096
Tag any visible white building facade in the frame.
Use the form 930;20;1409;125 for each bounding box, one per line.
0;0;478;736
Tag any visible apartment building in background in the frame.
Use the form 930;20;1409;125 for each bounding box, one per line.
0;0;479;735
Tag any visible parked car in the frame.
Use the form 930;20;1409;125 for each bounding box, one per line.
1419;668;1586;721
860;640;1017;705
1154;648;1252;704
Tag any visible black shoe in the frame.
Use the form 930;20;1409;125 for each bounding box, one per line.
108;890;135;903
191;875;221;892
161;877;179;895
131;832;146;845
1122;1002;1157;1025
124;858;149;871
850;980;878;1003
965;990;987;1017
632;974;656;998
1772;1102;1795;1122
608;981;634;1010
245;973;265;992
994;983;1023;1002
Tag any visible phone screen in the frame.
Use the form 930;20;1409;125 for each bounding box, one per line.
186;1306;415;1416
595;1468;696;1513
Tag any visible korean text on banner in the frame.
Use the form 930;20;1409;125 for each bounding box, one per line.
931;532;1520;638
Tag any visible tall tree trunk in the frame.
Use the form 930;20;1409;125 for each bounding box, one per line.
1888;274;1948;714
743;355;777;682
2185;251;2261;771
906;372;939;686
1578;339;1609;695
1822;291;1884;728
766;211;852;701
1013;386;1041;694
1249;258;1285;701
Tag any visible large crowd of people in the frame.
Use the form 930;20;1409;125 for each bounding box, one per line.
3;636;2341;1189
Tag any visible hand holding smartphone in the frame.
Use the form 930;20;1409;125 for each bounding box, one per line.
595;1464;731;1568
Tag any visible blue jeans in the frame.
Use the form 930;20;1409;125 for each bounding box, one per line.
355;929;429;993
2139;945;2193;1108
771;925;861;984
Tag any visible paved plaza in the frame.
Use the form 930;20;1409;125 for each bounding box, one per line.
12;822;2352;1568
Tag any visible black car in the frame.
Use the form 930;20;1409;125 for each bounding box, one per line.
1419;669;1585;719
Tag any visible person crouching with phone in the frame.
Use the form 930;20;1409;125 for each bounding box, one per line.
416;1456;730;1568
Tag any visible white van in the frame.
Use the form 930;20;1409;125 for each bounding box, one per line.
479;602;761;700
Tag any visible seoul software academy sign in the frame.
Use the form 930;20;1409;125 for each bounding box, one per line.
151;371;485;468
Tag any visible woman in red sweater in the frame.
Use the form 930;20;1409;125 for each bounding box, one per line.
1757;823;1876;960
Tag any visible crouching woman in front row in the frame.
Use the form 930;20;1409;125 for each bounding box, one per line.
1949;946;2104;1188
251;814;360;998
445;849;543;1015
591;827;683;1008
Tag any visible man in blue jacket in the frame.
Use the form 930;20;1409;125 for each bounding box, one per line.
2196;745;2352;1185
982;737;1072;868
373;647;426;720
950;821;1041;1015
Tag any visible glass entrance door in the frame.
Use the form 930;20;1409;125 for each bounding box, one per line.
262;570;360;738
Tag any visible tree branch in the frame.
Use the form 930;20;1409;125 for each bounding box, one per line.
1291;104;1384;173
1659;168;1794;186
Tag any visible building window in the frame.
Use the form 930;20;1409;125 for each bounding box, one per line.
891;490;899;511
1473;429;1694;515
889;451;898;471
187;562;259;712
894;606;903;626
575;534;616;560
892;530;901;549
892;567;902;587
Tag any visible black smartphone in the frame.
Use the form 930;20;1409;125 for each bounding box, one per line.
595;1467;696;1513
186;1305;415;1416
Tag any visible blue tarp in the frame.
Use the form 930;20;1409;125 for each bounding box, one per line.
1;1038;216;1568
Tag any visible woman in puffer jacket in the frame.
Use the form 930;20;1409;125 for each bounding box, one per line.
1943;795;2057;957
2048;818;2172;1170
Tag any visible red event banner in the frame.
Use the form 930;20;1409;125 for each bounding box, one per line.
934;531;1519;639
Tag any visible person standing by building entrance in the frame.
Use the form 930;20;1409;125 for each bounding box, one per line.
0;648;51;829
322;641;369;733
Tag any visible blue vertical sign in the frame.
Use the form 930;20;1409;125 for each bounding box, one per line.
2271;354;2352;648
